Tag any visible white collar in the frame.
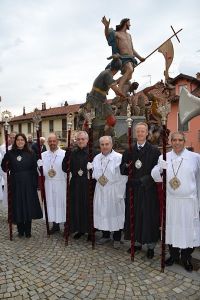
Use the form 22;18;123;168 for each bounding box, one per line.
171;148;188;161
137;142;146;148
100;149;115;160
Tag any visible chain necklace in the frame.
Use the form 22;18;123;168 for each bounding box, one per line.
169;158;183;190
77;148;87;177
48;153;57;178
98;158;110;187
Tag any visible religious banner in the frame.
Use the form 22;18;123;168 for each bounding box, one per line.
158;39;174;81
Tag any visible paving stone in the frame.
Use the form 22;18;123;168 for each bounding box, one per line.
0;202;200;300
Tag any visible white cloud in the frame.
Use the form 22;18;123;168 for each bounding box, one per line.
0;0;199;116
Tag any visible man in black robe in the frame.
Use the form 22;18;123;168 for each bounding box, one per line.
62;131;94;240
32;137;47;160
120;122;160;258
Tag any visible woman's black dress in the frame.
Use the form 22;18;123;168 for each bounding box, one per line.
1;149;43;223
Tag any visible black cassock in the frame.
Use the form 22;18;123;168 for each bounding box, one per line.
1;149;43;223
120;142;161;244
62;147;93;234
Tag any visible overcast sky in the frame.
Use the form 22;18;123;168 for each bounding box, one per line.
0;0;199;116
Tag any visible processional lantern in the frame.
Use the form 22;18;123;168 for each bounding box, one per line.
2;110;12;131
32;108;42;131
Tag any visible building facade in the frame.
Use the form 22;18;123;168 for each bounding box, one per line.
0;102;81;146
134;73;200;152
168;73;200;152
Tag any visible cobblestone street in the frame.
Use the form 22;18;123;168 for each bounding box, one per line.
0;203;200;300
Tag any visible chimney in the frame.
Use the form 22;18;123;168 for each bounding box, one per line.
42;102;46;110
64;101;68;106
23;106;26;115
196;72;200;80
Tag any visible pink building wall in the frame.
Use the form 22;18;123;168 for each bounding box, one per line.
167;78;200;153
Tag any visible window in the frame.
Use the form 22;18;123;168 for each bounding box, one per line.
27;122;31;134
49;120;54;132
18;123;22;133
10;125;13;132
62;118;67;131
178;113;188;132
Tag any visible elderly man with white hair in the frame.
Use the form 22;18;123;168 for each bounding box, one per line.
92;136;127;249
32;136;47;160
62;131;93;240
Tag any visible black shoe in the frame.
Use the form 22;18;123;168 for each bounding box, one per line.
147;249;154;259
25;233;31;238
87;234;92;241
49;224;60;235
181;259;193;272
165;256;179;266
135;245;142;251
73;232;84;240
127;245;142;253
18;232;24;238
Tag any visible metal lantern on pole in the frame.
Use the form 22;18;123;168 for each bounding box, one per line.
64;113;73;244
126;104;135;261
86;109;95;249
33;108;50;236
158;101;171;272
2;110;13;240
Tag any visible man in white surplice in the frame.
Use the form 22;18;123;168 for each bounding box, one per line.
92;136;127;249
41;133;66;234
0;132;16;206
151;132;200;272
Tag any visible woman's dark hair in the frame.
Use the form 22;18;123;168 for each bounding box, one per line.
12;133;32;152
116;18;130;31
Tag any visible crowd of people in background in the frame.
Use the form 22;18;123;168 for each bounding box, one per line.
0;123;199;273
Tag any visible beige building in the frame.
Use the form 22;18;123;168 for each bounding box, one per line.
0;102;81;146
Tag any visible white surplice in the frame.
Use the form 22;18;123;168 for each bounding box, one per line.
0;151;3;201
151;148;200;248
42;148;67;223
93;150;127;231
0;144;12;206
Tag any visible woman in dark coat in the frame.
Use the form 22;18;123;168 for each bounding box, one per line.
1;133;42;237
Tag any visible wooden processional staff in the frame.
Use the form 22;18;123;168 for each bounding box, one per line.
33;109;50;236
2;111;13;240
64;113;72;245
86;110;95;249
158;101;171;272
126;105;135;261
